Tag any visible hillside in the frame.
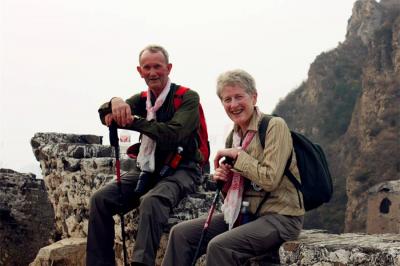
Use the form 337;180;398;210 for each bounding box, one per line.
274;0;400;233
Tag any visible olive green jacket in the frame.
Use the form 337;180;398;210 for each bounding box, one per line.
98;83;203;171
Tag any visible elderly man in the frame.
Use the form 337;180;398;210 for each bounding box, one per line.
86;45;205;266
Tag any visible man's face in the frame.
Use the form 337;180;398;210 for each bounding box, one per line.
137;50;172;95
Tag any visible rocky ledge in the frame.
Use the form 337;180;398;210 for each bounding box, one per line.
26;132;400;265
281;230;400;265
0;168;55;266
30;230;400;266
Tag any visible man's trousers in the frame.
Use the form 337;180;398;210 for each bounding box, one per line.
86;162;201;266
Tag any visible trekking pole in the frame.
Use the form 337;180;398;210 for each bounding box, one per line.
109;121;128;266
190;157;233;266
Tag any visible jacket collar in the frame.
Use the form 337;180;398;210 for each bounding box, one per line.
233;107;262;136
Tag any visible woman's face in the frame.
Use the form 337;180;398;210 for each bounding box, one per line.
220;84;257;132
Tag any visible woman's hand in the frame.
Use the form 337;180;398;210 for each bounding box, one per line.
213;162;232;183
213;148;241;170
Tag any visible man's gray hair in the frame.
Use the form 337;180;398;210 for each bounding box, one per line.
139;44;170;64
216;69;257;99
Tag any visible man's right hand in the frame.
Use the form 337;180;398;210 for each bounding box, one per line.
105;97;133;127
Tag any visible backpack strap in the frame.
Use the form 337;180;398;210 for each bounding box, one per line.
284;153;303;209
171;85;210;166
255;114;303;210
226;130;234;148
254;191;270;217
226;114;272;148
140;85;188;109
173;86;189;110
258;116;268;149
140;91;148;98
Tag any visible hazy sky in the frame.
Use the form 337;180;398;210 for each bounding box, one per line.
1;0;357;177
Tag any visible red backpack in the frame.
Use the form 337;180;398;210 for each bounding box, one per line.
139;86;210;166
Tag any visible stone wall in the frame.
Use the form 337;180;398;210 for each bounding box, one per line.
31;132;114;239
30;132;219;265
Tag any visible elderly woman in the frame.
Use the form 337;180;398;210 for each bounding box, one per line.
162;69;304;266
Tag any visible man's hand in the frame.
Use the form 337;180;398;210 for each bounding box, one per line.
107;97;134;127
104;113;114;126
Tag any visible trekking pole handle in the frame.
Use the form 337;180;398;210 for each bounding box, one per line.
109;121;121;182
109;121;119;148
222;156;234;166
109;121;120;157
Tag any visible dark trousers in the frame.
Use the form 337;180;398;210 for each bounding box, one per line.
162;213;303;266
86;163;201;266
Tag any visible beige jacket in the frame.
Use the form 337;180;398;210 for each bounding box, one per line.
228;111;305;217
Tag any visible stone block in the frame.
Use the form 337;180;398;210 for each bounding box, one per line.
30;238;86;266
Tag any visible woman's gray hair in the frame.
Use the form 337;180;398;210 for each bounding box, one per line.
216;69;257;99
139;44;170;64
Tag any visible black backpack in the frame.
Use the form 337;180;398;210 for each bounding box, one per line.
258;115;333;211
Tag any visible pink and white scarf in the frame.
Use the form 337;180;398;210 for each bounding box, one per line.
222;130;256;230
137;79;171;172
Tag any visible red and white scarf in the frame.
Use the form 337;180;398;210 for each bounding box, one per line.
137;79;171;172
222;130;256;230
